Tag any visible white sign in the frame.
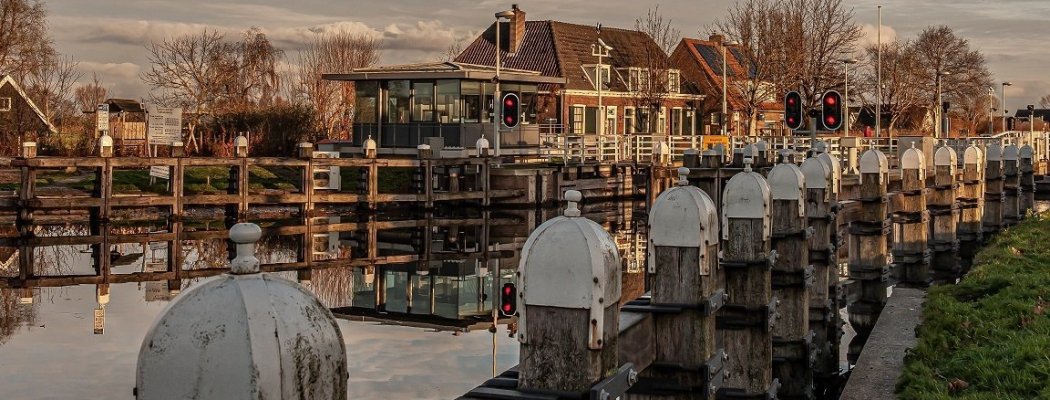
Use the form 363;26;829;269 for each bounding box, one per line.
93;307;105;334
147;105;182;145
150;165;170;180
96;104;109;133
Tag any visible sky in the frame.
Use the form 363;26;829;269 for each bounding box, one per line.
45;0;1050;112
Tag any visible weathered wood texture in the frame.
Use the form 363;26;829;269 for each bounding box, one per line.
1002;158;1021;226
893;170;930;287
983;159;1004;234
928;164;959;284
958;162;985;273
806;187;841;387
518;305;619;393
847;172;890;363
1020;155;1035;215
770;199;812;399
720;218;775;397
643;245;722;399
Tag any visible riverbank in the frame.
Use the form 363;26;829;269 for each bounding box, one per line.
897;212;1050;399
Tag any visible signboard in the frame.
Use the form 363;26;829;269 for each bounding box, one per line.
149;165;170;180
147;105;182;145
96;104;109;133
93;307;105;334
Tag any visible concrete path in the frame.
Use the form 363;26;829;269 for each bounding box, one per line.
840;287;926;400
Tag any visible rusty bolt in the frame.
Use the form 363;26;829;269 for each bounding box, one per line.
600;390;610;400
593;277;599;283
598;297;604;304
628;369;638;385
591;319;598;325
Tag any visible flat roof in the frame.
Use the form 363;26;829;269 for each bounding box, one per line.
322;61;565;85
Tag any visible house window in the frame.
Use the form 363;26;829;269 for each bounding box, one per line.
585;107;599;133
624;107;635;134
0;97;10;112
604;106;617;135
571;106;585;134
668;70;680;94
657;107;667;134
671;108;683;135
627;68;650;92
583;65;611;91
637;108;651;133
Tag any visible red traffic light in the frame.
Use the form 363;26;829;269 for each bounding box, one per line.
499;282;517;317
501;93;520;128
784;91;804;131
821;90;843;131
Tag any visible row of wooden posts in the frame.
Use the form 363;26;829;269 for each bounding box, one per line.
462;140;1036;400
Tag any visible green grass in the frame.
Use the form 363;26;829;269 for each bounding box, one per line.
897;212;1050;400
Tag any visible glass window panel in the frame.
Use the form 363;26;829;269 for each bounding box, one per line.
387;80;411;124
585;107;599;134
435;80;460;123
412;82;434;122
461;81;481;123
354;81;378;124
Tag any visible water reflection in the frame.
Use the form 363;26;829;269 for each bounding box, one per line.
0;200;648;398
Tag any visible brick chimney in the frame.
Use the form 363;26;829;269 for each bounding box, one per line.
709;33;725;44
509;4;526;53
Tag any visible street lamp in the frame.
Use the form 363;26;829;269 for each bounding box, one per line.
988;86;995;136
1001;81;1013;132
721;39;739;136
839;58;859;135
935;71;951;138
492;9;516;158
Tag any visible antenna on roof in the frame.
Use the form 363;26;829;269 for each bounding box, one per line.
596;23;602;36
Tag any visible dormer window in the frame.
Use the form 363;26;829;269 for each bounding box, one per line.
668;70;680;94
582;65;611;91
0;97;10;112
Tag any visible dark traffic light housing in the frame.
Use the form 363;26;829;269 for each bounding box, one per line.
784;91;803;131
501;93;520;128
499;282;517;317
821;91;843;131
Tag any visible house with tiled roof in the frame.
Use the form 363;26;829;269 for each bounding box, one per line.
455;6;704;138
671;35;784;137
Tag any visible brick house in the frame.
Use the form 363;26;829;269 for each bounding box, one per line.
455;6;704;139
0;75;56;154
670;35;784;137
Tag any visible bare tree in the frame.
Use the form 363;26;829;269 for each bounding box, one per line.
714;0;861;134
142;29;235;152
911;25;991;136
1038;95;1050;109
0;0;54;81
25;55;80;125
222;27;283;109
75;74;108;113
857;40;925;134
630;5;681;134
294;32;380;140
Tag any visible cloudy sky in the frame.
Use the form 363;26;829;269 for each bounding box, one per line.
46;0;1050;112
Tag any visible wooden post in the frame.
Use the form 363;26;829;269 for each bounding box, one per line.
982;144;1004;237
768;157;813;399
929;146;960;284
893;146;930;287
1002;145;1020;226
368;160;379;211
1020;144;1036;216
642;167;724;399
517;190;623;393
226;163;241;224
718;158;779;398
847;149;890;364
958;144;986;274
801;149;842;393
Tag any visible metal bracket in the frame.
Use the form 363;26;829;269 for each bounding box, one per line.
772;265;814;289
717;297;780;332
717;379;781;400
644;349;726;397
590;363;638;400
621;290;726;316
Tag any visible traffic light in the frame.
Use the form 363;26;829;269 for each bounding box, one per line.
821;91;843;131
499;282;517;317
501;93;520;128
784;91;803;131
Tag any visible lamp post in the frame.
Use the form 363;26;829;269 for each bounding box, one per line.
988;86;995;136
592;37;612;140
840;58;859;135
721;39;740;136
935;71;951;138
1002;81;1013;132
493;9;515;158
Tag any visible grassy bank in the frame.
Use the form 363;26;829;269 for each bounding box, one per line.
897;212;1050;399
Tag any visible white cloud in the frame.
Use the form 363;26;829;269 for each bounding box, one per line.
859;23;898;49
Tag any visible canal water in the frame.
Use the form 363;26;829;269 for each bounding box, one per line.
0;200;649;399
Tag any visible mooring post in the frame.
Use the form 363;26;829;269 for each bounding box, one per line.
718;158;779;398
928;145;960;284
958;144;986;274
847;149;890;364
893;145;931;287
1002;144;1021;226
982;144;1004;237
517;190;626;393
768;155;814;399
643;167;724;399
801;144;842;393
1020;144;1035;215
